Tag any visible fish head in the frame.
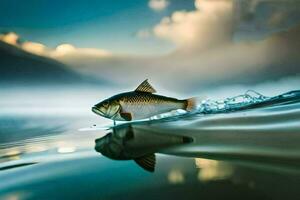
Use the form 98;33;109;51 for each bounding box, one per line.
94;125;136;160
94;132;128;160
92;98;120;119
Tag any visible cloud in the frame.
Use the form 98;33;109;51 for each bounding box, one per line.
0;33;111;60
22;41;47;55
0;32;19;45
244;0;300;14
237;0;300;28
153;0;234;52
50;44;111;59
148;0;169;12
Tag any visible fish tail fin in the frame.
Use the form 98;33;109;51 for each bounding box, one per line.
184;97;198;111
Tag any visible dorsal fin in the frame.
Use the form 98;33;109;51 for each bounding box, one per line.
134;79;156;93
134;154;156;172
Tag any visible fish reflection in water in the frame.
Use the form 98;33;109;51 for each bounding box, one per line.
95;125;193;172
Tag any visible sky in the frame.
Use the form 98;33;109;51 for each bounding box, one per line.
1;0;300;93
0;0;195;54
1;0;299;55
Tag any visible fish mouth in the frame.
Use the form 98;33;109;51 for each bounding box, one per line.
92;106;105;116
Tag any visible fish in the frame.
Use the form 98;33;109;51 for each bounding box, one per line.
94;124;193;172
92;79;197;121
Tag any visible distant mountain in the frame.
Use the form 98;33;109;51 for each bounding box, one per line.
0;41;101;85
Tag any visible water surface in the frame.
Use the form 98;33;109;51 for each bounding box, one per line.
0;88;299;200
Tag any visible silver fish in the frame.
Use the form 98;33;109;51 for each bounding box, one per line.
92;79;196;121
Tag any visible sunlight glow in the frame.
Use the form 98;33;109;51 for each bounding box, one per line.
4;149;21;160
5;149;21;157
25;145;47;153
167;169;185;184
195;158;233;182
57;146;76;154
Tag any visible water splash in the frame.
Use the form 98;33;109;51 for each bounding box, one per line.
198;90;269;114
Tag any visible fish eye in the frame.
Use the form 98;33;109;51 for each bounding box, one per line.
103;101;109;107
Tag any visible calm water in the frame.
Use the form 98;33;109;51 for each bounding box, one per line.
0;88;299;200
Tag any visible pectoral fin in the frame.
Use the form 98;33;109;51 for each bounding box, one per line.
120;112;132;121
134;154;156;172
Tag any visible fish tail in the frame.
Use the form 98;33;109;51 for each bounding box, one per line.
184;97;198;111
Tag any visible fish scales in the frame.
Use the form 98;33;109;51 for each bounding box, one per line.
119;92;185;119
92;80;196;121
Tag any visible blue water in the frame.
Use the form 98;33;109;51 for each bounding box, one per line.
0;88;299;200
